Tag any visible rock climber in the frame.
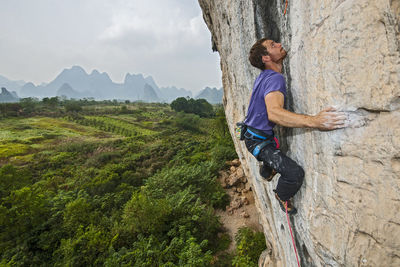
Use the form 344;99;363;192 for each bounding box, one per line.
243;38;346;214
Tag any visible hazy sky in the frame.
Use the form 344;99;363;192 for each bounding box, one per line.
0;0;221;93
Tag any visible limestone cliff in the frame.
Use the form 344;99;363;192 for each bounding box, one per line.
198;0;400;266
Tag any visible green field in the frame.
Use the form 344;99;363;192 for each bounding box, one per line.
0;116;116;163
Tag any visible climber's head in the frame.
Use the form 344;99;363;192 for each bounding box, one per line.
249;38;287;70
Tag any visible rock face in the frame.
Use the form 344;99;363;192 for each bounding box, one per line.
199;1;400;266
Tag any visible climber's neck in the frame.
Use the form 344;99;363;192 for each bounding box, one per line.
265;61;283;73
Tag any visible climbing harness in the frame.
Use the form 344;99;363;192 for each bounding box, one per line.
242;126;280;157
286;201;301;267
283;0;287;15
252;138;276;157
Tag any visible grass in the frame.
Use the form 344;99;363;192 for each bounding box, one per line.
0;117;103;141
0;117;119;163
0;143;30;158
84;116;156;136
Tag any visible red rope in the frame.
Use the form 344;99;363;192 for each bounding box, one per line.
284;0;288;15
285;201;300;267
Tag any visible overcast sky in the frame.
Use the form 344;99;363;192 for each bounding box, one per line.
0;0;221;93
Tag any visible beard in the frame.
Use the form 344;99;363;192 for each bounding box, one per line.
281;48;287;59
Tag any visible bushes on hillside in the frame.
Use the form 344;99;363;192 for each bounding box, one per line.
65;101;82;112
232;227;267;267
0;103;22;117
170;97;214;117
174;112;201;132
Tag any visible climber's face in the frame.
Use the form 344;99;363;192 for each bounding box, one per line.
262;40;287;63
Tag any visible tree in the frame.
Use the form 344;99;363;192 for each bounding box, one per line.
170;97;189;113
122;191;172;236
20;97;37;113
171;97;214;117
42;96;59;108
195;98;214;117
65;101;82;112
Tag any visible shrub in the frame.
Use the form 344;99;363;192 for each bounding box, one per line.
20;97;37;113
174;112;200;132
232;227;267;267
85;151;122;167
65;102;82;112
0;164;31;198
122;191;172;236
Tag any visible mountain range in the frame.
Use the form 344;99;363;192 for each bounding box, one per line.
0;66;223;103
195;87;224;104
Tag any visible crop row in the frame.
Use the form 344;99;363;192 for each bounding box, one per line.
64;115;155;138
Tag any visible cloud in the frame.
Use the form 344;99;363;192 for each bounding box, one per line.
0;0;221;92
98;0;209;54
92;0;220;92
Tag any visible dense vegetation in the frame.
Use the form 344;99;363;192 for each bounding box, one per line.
0;98;265;266
170;97;214;118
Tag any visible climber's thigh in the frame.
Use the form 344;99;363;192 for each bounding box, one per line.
257;145;301;178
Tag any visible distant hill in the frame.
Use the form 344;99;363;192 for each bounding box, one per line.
0;87;19;103
0;75;25;93
56;83;91;99
124;73;148;100
143;84;159;102
10;91;19;98
2;66;217;102
20;66;116;99
195;87;223;104
159;86;192;102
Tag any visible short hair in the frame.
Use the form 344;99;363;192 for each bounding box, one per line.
249;38;269;70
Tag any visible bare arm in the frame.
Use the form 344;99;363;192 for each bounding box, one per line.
265;91;346;130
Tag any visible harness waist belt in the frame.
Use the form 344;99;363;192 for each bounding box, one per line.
246;128;267;140
246;126;273;139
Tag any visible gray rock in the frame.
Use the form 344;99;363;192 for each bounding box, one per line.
199;0;400;266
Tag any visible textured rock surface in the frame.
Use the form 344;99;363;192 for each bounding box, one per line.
199;0;400;266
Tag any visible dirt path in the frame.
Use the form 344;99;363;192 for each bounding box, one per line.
216;159;263;252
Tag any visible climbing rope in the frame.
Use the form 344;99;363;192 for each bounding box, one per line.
284;0;288;15
285;201;301;267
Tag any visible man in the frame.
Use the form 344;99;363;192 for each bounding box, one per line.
244;38;346;214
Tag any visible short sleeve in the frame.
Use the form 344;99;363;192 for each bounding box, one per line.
263;74;287;98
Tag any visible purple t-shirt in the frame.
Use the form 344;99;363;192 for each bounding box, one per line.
244;69;286;134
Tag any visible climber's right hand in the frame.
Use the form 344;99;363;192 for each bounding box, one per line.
311;107;347;131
